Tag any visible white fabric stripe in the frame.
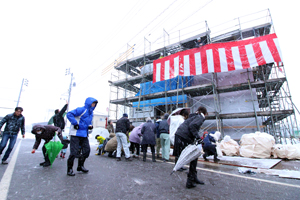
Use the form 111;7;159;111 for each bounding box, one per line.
259;41;274;63
156;63;161;82
245;44;258;67
273;38;283;62
207;49;214;73
194;52;202;75
184;55;190;76
174;56;179;77
165;60;170;80
232;46;243;70
219;48;228;72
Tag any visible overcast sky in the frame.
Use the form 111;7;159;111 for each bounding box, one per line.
0;0;299;124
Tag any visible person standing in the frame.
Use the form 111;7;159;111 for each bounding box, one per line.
53;102;68;131
141;118;156;162
66;97;98;176
0;107;25;164
31;125;63;167
115;113;132;161
158;113;170;162
106;120;115;134
174;106;207;189
155;116;162;159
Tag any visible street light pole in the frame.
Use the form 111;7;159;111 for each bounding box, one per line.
16;78;28;107
67;72;73;113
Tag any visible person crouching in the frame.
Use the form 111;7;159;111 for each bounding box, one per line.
31;125;63;167
203;131;221;162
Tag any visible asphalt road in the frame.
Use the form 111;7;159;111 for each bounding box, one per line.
0;138;299;200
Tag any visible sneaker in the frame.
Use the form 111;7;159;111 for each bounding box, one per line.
2;160;8;165
125;157;133;161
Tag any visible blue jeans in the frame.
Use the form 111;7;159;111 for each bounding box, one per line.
116;132;130;158
0;133;18;161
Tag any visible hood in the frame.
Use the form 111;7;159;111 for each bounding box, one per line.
163;113;169;120
32;124;46;134
211;131;221;141
156;119;162;122
84;97;98;111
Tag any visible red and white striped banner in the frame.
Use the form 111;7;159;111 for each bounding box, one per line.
153;33;282;83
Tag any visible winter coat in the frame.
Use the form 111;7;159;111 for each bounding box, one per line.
31;125;63;150
141;120;156;145
104;136;117;152
203;134;216;148
0;113;25;135
158;114;169;134
115;117;130;134
53;104;68;130
67;97;98;137
175;113;205;144
155;119;161;138
106;124;115;134
129;123;144;144
62;138;70;149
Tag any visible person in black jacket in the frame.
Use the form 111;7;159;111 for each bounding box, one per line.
53;102;68;131
141;117;156;162
115;113;132;161
158;113;170;162
0;107;25;164
174;106;208;189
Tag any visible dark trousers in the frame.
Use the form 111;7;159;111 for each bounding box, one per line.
130;142;140;155
67;136;90;168
141;144;155;153
42;140;51;163
0;133;18;161
203;144;217;159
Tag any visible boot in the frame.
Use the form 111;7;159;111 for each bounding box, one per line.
62;153;65;158
125;157;132;161
77;157;89;173
193;171;204;185
152;152;156;162
186;174;196;189
39;162;45;166
60;152;63;158
203;153;209;161
143;152;146;162
67;167;75;176
157;153;160;159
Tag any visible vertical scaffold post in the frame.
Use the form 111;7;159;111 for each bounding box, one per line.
247;69;260;132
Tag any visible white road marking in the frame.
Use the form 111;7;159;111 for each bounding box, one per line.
157;159;300;189
0;140;22;200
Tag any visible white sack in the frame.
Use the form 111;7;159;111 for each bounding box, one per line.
219;135;240;156
169;115;185;145
240;131;275;158
272;144;300;160
216;142;223;157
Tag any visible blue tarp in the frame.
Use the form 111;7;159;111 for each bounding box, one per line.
132;95;187;108
135;75;193;96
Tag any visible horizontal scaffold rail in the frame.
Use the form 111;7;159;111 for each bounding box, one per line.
110;77;286;105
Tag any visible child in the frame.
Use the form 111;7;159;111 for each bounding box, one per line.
95;135;105;155
60;136;70;158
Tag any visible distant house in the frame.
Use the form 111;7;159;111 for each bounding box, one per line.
92;111;108;128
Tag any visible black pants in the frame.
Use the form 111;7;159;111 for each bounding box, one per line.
67;136;90;168
203;144;217;159
141;144;155;153
130;142;140;155
42;140;51;163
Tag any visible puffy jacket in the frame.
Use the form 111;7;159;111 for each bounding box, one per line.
158;114;169;134
175;113;205;144
141;121;156;145
67;97;98;137
129;123;144;144
53;104;68;130
0;113;25;135
115;117;130;134
203;133;216;148
31;124;63;150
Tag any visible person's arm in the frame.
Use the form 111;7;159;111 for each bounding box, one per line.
21;117;25;138
50;126;63;141
32;135;41;151
189;116;204;140
48;116;54;125
67;107;85;126
0;114;8;130
59;104;68;117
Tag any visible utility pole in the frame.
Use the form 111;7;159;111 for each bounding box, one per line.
65;68;75;126
16;78;28;107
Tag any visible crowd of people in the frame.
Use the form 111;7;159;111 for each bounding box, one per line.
0;98;221;189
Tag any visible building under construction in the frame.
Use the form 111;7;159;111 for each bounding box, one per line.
105;10;299;144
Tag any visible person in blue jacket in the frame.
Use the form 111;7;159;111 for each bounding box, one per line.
66;97;98;176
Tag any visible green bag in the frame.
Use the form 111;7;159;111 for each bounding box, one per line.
45;133;64;166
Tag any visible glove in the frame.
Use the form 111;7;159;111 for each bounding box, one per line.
88;125;93;130
74;125;79;130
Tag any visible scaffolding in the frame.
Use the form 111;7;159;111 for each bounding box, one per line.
107;9;299;144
